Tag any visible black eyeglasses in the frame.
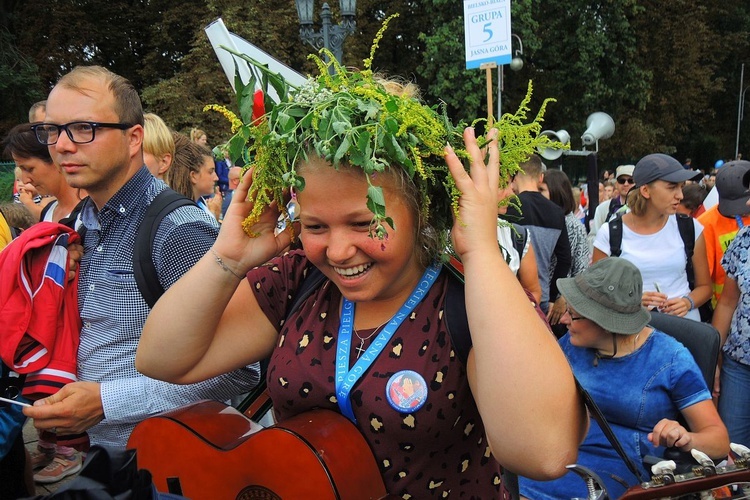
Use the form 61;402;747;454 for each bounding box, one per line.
31;121;134;146
617;177;635;185
566;308;585;321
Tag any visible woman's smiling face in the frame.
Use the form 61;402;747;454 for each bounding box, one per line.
297;158;423;307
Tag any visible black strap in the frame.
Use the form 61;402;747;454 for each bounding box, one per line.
675;213;695;290
608;214;624;257
444;258;472;365
59;197;89;234
38;200;55;222
133;189;195;309
576;380;645;482
511;225;528;258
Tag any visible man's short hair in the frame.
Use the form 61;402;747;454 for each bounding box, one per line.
56;66;144;127
28;100;47;122
517;153;544;178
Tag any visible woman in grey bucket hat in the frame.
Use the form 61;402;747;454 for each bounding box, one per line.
519;258;728;500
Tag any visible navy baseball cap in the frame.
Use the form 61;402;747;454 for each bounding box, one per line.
633;154;702;187
717;161;750;217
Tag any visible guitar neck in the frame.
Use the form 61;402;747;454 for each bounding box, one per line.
620;461;750;499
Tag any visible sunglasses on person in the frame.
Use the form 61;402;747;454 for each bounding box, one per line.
617;177;635;185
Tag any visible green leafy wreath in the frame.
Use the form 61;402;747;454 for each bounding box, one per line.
206;14;565;256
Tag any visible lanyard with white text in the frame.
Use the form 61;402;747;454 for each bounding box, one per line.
335;263;442;423
736;216;745;229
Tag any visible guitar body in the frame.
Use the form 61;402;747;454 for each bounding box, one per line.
127;400;388;500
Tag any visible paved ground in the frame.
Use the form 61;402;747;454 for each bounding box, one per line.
23;419;79;495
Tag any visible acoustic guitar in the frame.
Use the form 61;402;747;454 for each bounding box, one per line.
127;400;389;500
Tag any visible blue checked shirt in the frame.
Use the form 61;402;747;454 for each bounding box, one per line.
76;167;260;447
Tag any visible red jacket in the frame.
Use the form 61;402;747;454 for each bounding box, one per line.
0;222;81;399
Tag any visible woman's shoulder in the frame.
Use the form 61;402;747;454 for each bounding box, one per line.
644;329;696;364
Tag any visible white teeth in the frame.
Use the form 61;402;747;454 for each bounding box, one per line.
334;263;372;277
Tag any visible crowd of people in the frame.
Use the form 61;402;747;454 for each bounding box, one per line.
0;45;747;500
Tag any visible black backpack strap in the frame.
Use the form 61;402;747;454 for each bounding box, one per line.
287;266;328;318
39;200;55;222
59;197;89;236
608;214;624;257
133;189;196;309
606;199;621;222
511;224;528;258
444;257;472;365
675;213;695;290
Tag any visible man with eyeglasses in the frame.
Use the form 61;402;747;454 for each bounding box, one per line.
22;66;260;450
591;164;635;237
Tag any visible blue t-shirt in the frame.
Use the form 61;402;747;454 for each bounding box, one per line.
519;330;710;500
722;226;750;366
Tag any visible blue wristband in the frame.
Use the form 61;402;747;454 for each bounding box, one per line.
683;295;695;311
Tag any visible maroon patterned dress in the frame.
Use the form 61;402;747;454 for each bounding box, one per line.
251;250;506;499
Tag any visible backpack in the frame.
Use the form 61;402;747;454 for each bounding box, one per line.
61;188;196;308
608;212;695;289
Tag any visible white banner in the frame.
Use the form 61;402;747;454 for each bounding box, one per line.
204;18;307;100
464;0;512;69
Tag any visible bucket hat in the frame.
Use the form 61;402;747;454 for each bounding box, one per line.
557;258;650;335
633;154;702;187
717;160;750;217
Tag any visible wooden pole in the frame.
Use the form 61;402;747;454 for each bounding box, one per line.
480;62;497;127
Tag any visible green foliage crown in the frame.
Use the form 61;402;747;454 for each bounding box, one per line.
211;15;563;252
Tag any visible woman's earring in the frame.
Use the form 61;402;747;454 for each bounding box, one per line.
274;188;300;236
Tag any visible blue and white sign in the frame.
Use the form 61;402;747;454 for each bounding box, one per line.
464;0;512;69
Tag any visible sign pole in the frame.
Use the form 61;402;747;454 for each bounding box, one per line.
463;0;512;126
481;62;497;126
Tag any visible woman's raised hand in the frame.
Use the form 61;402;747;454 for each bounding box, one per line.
213;168;293;274
445;127;501;261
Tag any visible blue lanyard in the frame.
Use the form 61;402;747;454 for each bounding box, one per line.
736;216;745;229
335;263;441;423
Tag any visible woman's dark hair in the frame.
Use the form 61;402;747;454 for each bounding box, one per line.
2;123;53;162
543;169;576;215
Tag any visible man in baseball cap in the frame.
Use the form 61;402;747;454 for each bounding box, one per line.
633;153;702;187
698;160;750;313
591;164;636;236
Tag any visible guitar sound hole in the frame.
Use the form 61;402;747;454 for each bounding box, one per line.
236;486;282;500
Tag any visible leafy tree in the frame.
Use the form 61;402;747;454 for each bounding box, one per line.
0;28;45;131
1;0;749;174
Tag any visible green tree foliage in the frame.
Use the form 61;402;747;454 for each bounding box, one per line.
0;28;45;131
0;0;749;173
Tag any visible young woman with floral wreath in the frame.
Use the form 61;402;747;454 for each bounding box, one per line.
137;19;585;498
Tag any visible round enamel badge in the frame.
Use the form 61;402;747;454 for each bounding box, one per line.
386;370;428;413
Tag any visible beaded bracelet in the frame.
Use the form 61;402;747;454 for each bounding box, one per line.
210;249;244;280
682;295;695;311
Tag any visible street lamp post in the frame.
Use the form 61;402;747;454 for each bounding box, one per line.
295;0;357;69
497;34;524;119
736;63;749;160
